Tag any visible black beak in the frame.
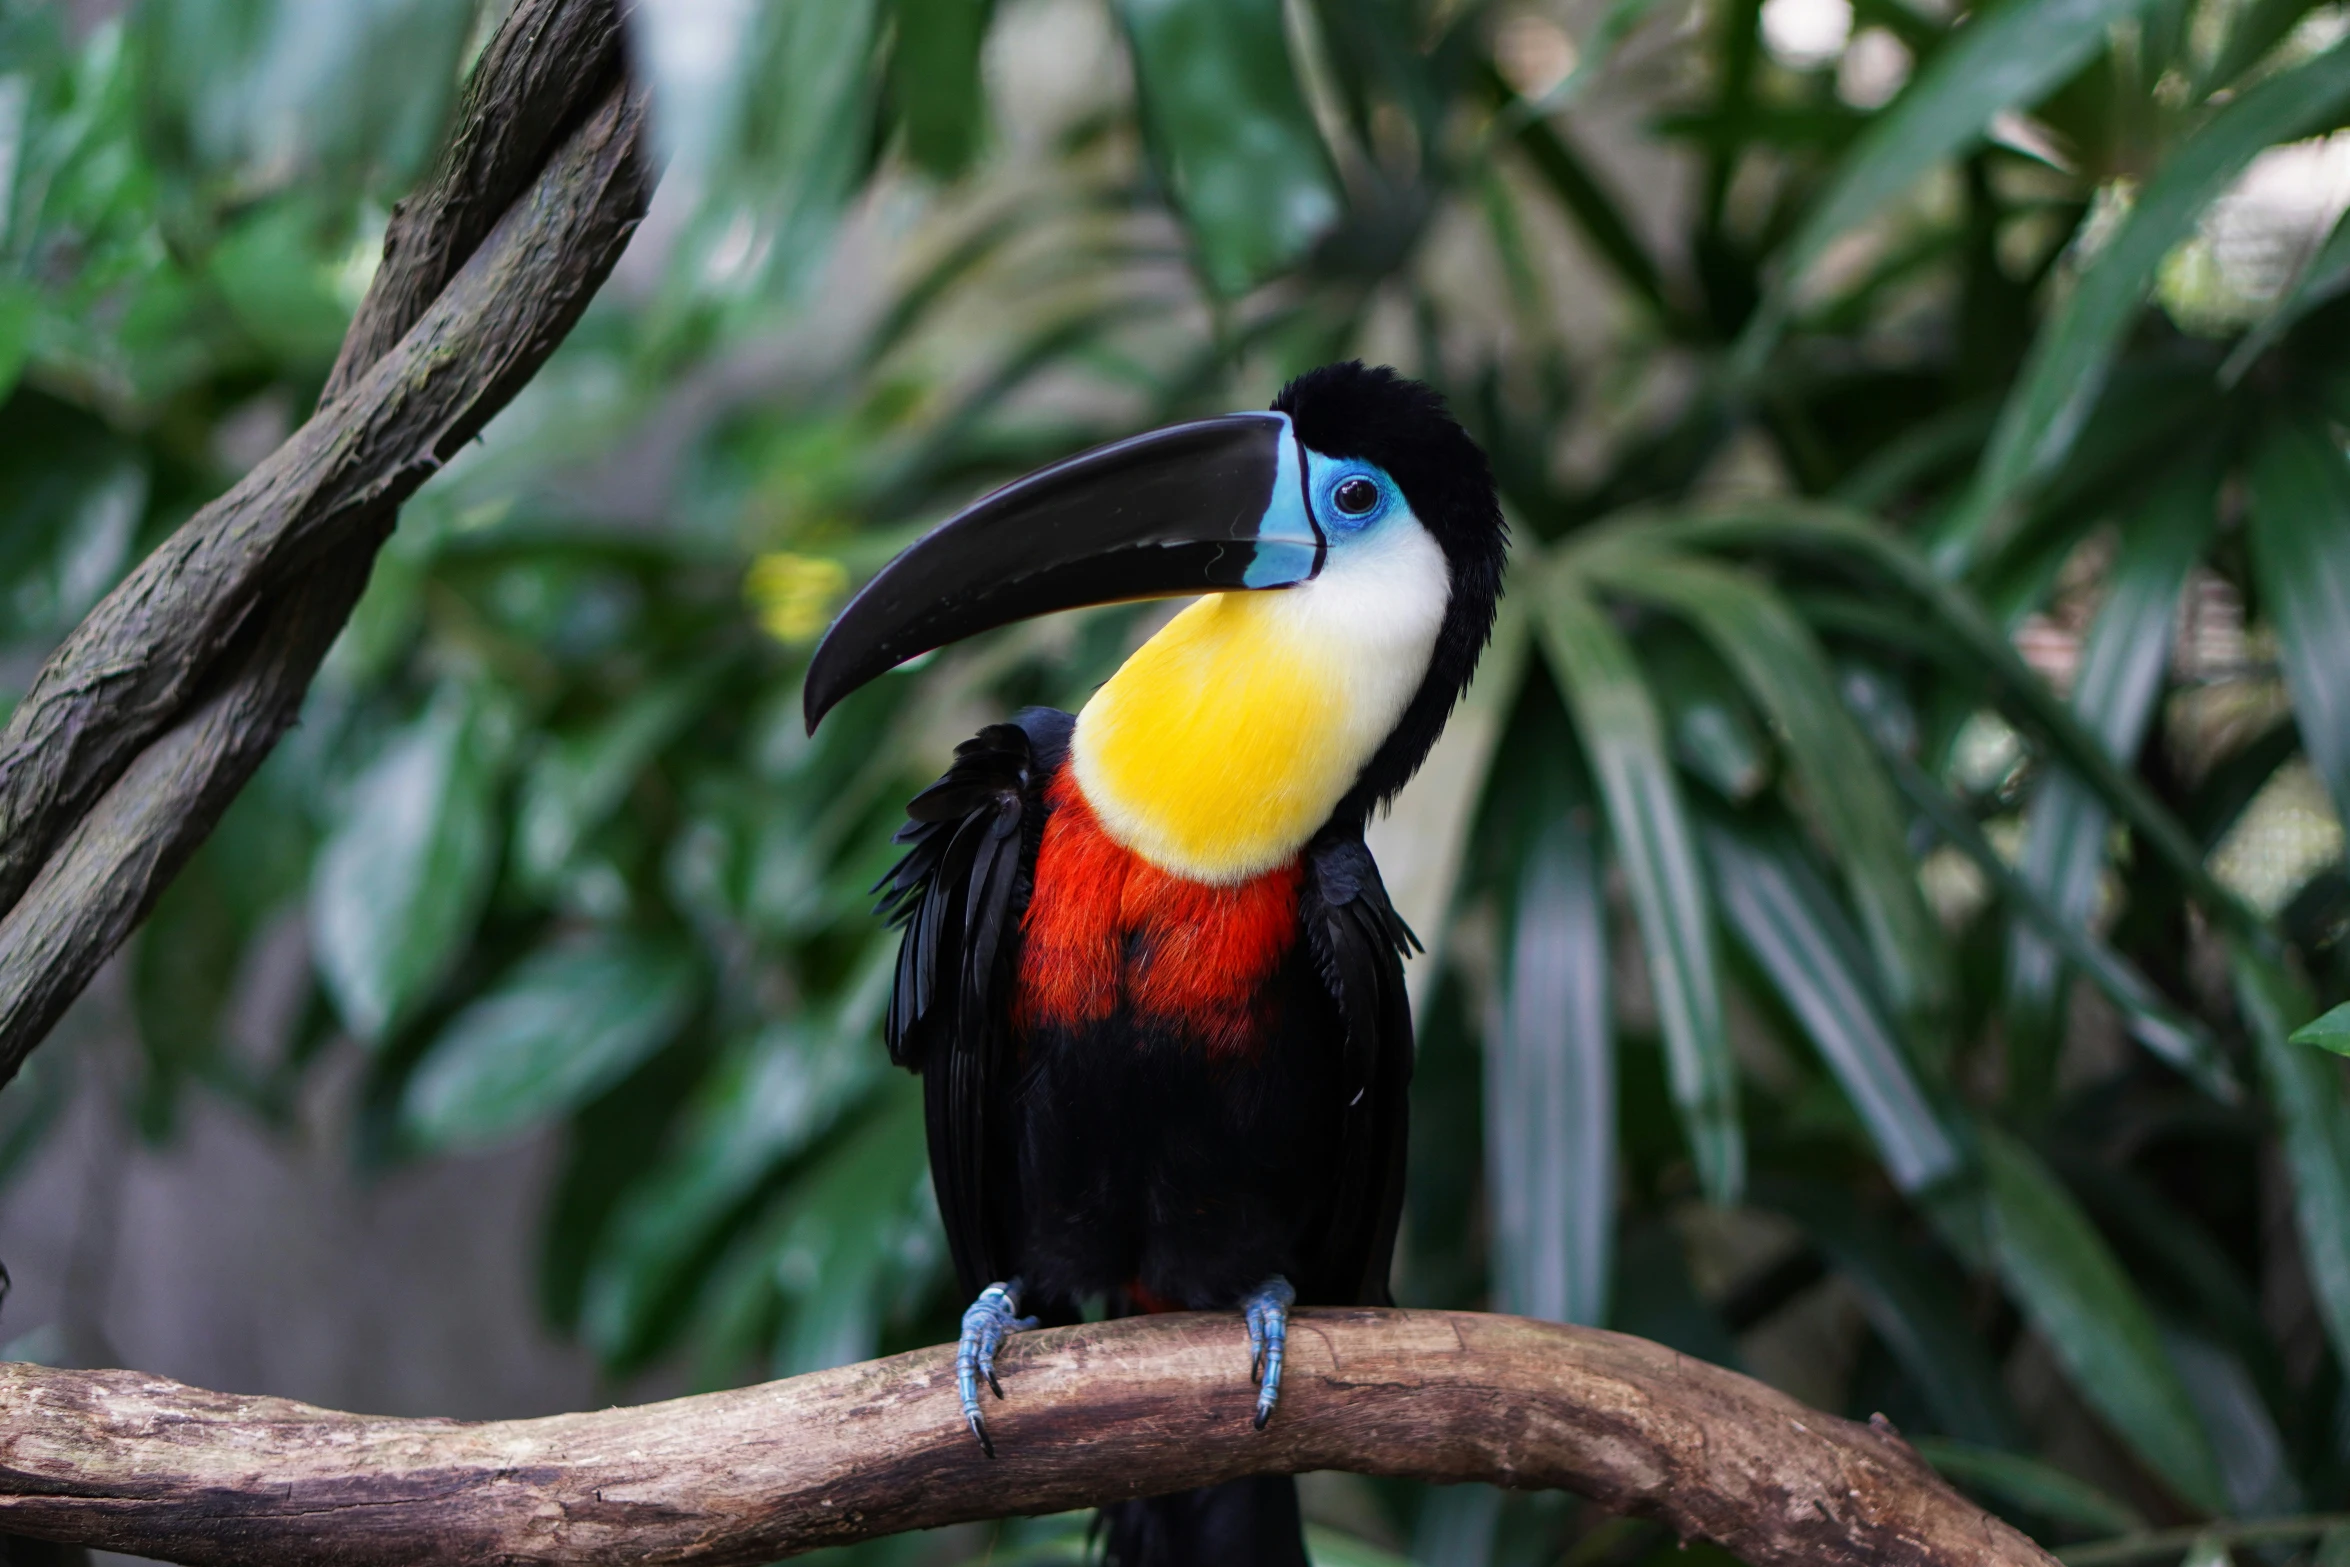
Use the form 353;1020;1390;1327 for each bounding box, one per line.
803;411;1322;731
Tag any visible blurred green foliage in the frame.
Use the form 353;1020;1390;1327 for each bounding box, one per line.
9;0;2350;1560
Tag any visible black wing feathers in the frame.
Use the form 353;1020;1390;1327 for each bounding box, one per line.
1304;831;1419;1306
875;708;1070;1295
875;712;1065;1066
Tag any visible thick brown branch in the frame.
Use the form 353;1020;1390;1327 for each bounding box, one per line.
0;1310;2054;1567
0;0;651;1083
0;546;377;1084
325;0;628;401
0;0;629;927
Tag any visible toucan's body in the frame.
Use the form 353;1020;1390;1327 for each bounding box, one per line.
884;708;1413;1315
805;364;1505;1567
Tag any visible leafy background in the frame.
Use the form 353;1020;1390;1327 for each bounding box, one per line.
5;0;2350;1561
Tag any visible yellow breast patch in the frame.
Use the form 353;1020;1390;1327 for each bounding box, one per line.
1070;524;1449;884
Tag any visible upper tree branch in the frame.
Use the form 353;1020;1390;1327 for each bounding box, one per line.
0;0;648;1083
0;1310;2055;1567
325;0;630;401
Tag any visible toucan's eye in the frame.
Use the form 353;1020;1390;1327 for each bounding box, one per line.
1333;476;1381;516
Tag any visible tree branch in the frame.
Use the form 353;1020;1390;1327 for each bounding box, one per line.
0;0;648;1084
0;1310;2054;1567
324;0;630;403
0;546;377;1080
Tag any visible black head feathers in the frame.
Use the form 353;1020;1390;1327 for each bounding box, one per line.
1275;361;1510;819
1273;361;1507;575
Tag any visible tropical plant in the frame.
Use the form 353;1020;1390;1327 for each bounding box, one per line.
6;0;2350;1561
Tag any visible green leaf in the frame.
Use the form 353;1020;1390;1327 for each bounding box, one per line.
0;401;146;648
133;0;475;189
403;935;701;1151
1953;40;2350;562
1911;1438;2148;1535
1492;0;1672;121
516;665;726;891
1112;0;1342;295
1702;818;1960;1191
2294;1001;2350;1054
1305;1525;1417;1567
1645;503;2264;946
2222;203;2350;381
758;1081;939;1375
2049;466;2215;748
860;210;1024;367
2179;1536;2231;1567
2234;944;2350;1377
1395;593;1533;981
581;1011;886;1367
129;727;322;1132
310;686;504;1043
1612;1215;1744;1365
2051;1153;2292;1427
1966;360;2225;611
1298;0;1439;150
1883;742;2236;1100
1538;572;1741;1203
1832;398;2001;512
640;0;889;302
1981;1127;2227;1512
2198;0;2324;95
1490;779;1615;1325
1764;1181;2019;1445
2161;1328;2298;1516
1751;0;2157;348
1410;1485;1503;1566
330;502;439;687
533;994;713;1336
887;0;993;179
2246;408;2350;826
1648;637;1774;803
0;282;37;406
1503;100;1674;323
2004;464;2213;1106
2188;718;2300;851
1586;544;1947;1023
209;199;352;368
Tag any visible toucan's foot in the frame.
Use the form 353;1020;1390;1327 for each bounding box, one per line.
1242;1276;1296;1430
956;1279;1038;1457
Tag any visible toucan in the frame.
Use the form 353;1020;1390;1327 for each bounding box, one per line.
803;362;1506;1567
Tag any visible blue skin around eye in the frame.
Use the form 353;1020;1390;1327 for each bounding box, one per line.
1306;450;1401;539
1239;430;1412;588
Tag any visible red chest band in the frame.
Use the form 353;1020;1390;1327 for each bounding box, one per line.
1015;769;1302;1058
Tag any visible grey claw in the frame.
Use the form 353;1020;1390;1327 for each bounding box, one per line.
1241;1277;1295;1430
956;1279;1037;1457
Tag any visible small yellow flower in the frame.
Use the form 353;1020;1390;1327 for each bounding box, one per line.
747;553;850;645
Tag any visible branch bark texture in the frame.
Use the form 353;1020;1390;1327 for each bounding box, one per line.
0;0;648;1085
324;0;630;402
0;1310;2055;1567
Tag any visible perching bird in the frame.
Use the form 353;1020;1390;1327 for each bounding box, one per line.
802;362;1506;1567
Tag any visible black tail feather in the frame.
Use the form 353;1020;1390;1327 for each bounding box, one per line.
1099;1475;1309;1567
